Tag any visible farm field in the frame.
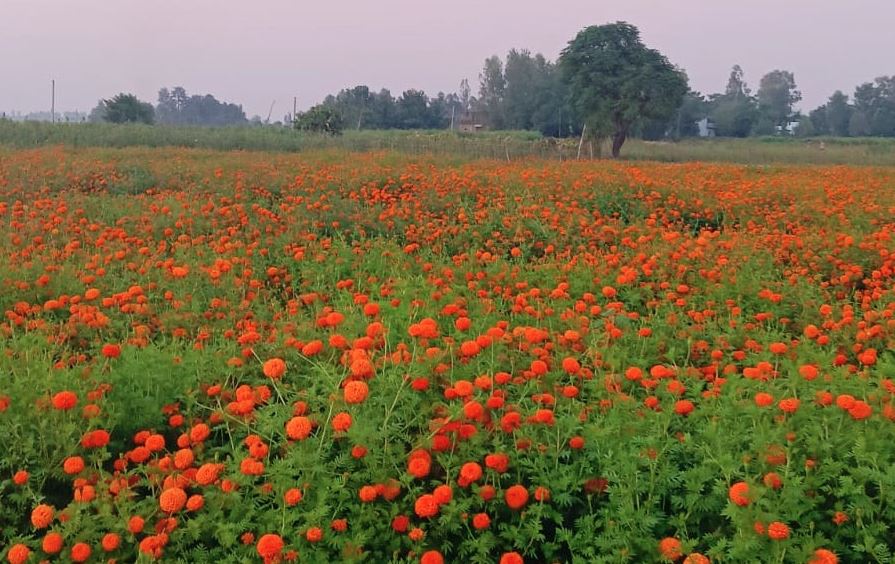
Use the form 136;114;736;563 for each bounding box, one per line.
2;146;895;563
4;122;895;167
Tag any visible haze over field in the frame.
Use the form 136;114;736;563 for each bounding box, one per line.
2;0;893;116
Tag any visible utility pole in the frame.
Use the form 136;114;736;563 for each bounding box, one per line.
293;96;297;124
51;79;55;124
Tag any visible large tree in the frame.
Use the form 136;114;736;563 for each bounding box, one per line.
756;70;801;132
156;87;246;126
825;91;853;137
100;93;155;124
559;22;688;157
707;65;759;137
478;56;507;129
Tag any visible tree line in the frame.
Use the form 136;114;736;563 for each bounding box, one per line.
88;87;248;126
85;22;895;157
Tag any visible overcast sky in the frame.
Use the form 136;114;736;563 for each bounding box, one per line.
2;0;893;118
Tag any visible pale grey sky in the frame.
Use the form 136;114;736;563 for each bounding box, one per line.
2;0;892;117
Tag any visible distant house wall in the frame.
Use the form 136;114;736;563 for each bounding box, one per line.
697;117;716;138
457;110;488;132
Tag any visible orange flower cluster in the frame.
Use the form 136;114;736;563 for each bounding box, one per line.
0;148;892;562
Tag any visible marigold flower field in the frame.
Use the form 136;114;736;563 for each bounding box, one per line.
2;147;895;563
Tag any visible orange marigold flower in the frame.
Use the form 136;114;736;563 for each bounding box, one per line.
101;533;120;552
358;485;378;503
71;542;91;563
659;537;682;560
674;399;694;416
778;398;800;413
285;416;313;440
256;534;284;560
500;552;524;564
63;456;85;475
433;484;453;505
195;463;223;486
189;423;211;443
128;515;145;534
6;544;30;564
284;488;303;506
799;364;819;380
420;550;444;564
13;470;29;485
809;549;838;564
52;390;78;410
186;494;204;512
763;472;783;490
458;462;483;486
343;380;369;404
754;392;774;407
849;400;872;420
262;358;286;379
331;412;352;432
330;518;348;532
728;481;750;506
42;531;64;554
767;521;789;540
683;553;711;564
101;343;121;358
472;512;491;530
159;487;187;513
414;494;439;518
505;484;529;510
31;504;54;528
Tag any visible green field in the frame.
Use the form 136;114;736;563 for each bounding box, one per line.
2;121;895;166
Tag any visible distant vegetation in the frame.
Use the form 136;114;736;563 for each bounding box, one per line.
3;121;895;166
7;21;895;157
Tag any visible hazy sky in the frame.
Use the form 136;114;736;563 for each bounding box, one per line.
2;0;893;118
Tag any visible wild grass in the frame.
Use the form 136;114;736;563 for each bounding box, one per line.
2;120;894;166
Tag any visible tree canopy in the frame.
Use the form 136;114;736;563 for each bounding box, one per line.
558;22;688;157
156;87;246;126
94;94;155;125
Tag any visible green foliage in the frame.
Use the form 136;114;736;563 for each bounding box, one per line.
559;22;689;157
756;70;802;131
156;86;247;126
294;105;344;135
99;93;156;125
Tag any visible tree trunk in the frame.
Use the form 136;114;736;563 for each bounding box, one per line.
611;129;627;159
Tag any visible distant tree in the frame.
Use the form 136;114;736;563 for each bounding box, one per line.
756;70;801;132
669;91;708;138
100;93;155;124
396;89;432;129
458;79;473;111
725;65;750;99
808;105;829;135
825;91;852;137
479;56;507;128
325;85;374;130
706;65;759;137
294;104;342;134
427;92;452;129
865;76;895;136
87;101;107;123
850;78;895;136
156;87;246;126
370;89;398;128
794;115;815;137
559;22;688;157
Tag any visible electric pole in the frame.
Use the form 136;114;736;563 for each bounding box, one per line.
51;79;55;124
